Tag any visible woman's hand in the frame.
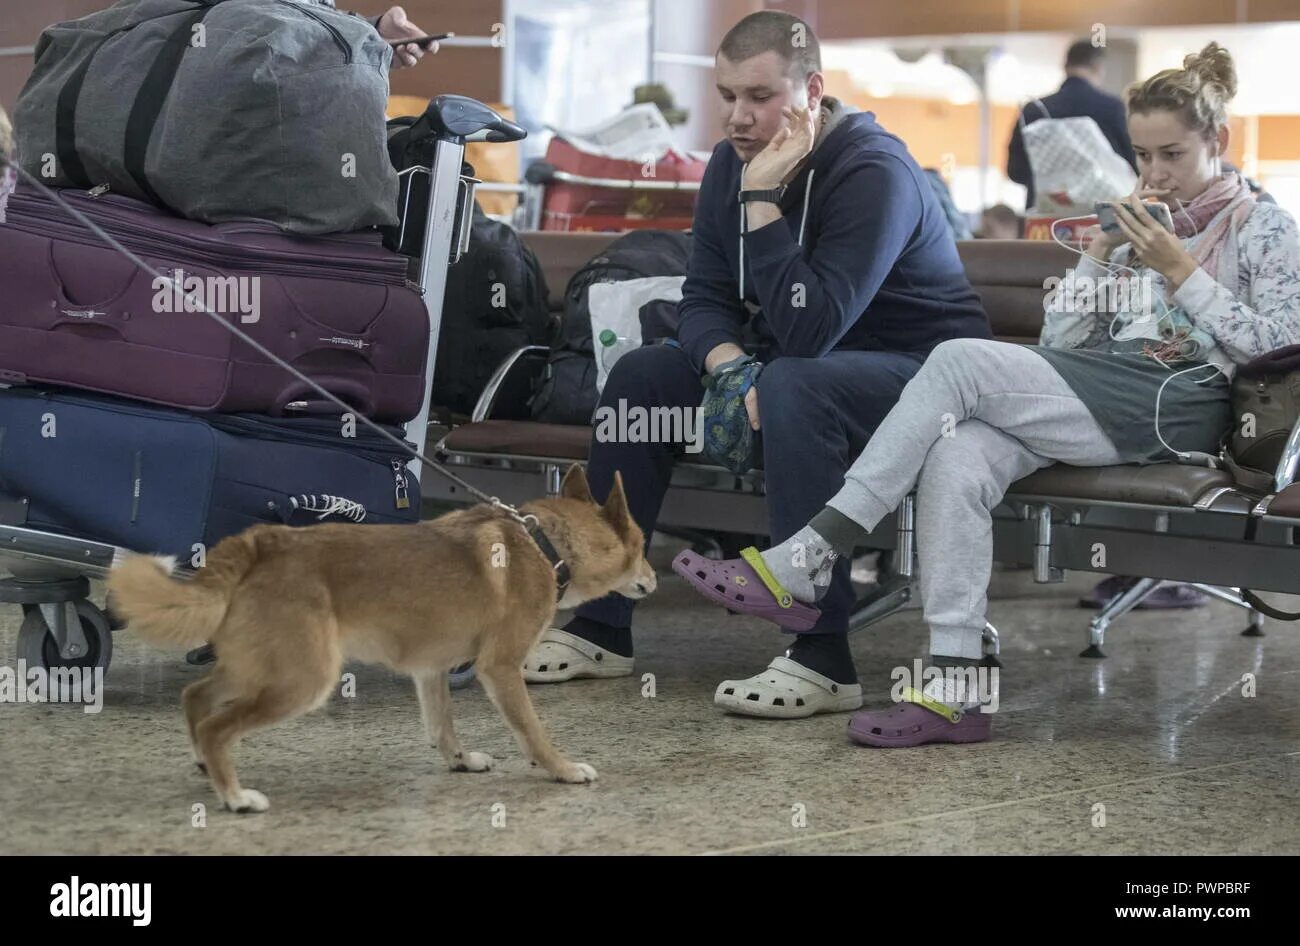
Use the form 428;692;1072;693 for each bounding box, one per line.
1084;225;1122;263
1112;191;1199;289
1088;186;1171;264
742;106;816;190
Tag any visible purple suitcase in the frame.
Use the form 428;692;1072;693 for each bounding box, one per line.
0;186;429;421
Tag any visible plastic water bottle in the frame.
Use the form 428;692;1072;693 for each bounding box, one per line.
597;328;639;379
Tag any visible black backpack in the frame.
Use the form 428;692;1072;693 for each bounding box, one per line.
383;116;552;416
1227;344;1300;494
531;230;692;424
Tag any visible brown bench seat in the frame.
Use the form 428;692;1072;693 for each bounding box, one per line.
438;421;1236;507
439;235;1239;509
441;419;592;462
1009;464;1234;507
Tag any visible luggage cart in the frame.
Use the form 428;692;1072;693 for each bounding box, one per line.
0;95;526;681
521;161;701;232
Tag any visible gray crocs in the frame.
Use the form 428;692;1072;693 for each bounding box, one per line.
523;628;634;683
715;656;863;719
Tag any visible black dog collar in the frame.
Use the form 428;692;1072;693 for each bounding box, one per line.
525;519;571;601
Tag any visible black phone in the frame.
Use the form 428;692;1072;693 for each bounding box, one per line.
387;33;453;49
1095;200;1175;234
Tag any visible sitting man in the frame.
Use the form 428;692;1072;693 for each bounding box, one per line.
523;10;992;718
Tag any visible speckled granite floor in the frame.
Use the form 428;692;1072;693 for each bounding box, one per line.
1;539;1297;855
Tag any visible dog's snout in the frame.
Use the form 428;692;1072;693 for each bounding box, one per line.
633;571;658;597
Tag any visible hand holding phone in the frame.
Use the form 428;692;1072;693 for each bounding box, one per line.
1095;199;1175;235
1093;192;1199;287
387;33;453;49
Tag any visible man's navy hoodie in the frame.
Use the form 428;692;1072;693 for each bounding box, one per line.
677;101;991;374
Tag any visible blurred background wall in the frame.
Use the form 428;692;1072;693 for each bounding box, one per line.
3;0;1299;215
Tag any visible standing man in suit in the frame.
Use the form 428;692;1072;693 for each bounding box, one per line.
1007;40;1136;208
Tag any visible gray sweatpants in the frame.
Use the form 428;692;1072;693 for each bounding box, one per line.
825;338;1123;659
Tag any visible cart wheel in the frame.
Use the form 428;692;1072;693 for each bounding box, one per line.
17;600;113;684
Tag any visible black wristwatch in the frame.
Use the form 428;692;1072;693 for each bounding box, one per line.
739;186;786;205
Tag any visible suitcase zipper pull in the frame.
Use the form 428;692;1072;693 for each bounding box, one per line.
87;184;111;198
392;459;411;510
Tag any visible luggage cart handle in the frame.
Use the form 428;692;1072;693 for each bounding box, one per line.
402;95;528;486
422;94;526;145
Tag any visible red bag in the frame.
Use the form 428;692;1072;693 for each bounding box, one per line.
541;137;704;232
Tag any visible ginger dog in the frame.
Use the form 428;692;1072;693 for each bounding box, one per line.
107;464;654;813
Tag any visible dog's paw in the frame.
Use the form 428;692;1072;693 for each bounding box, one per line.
224;789;270;814
554;762;598;784
450;751;494;773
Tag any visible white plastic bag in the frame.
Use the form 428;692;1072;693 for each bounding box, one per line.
587;276;685;393
551;102;679;161
1022;103;1136;212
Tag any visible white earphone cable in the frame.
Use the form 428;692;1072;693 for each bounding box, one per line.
1047;207;1221;461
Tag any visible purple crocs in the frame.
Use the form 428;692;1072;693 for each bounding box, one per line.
847;700;993;748
1078;576;1209;610
672;548;821;632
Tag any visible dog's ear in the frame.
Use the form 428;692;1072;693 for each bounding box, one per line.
560;463;594;503
601;471;632;535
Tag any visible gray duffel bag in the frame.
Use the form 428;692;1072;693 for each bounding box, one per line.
14;0;398;234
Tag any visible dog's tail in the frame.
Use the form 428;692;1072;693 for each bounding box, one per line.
107;529;263;649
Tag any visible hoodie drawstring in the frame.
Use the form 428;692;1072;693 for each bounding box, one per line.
738;168;815;302
797;167;815;245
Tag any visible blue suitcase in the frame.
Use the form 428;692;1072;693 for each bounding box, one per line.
0;385;419;560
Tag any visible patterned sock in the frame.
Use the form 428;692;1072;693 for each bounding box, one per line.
759;525;839;603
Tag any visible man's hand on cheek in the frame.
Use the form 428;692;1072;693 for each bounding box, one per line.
742;106;815;189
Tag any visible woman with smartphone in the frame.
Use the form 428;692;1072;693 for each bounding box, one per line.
674;43;1300;742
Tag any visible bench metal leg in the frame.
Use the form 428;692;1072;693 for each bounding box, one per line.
1242;606;1267;637
1188;584;1266;637
1190;584;1251;609
983;621;1002;668
849;494;917;632
1082;576;1162;659
895;495;915;578
543;463;563;497
1033;506;1064;583
848;576;914;631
